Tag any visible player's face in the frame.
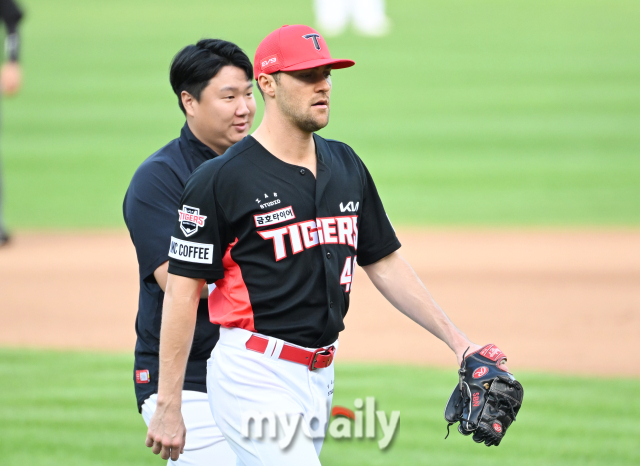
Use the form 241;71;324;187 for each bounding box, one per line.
190;65;256;154
276;65;332;133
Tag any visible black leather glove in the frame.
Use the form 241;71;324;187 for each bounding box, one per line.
444;344;523;446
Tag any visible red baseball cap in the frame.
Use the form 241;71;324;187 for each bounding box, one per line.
254;25;355;79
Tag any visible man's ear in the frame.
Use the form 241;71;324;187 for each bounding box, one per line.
258;74;277;99
181;91;197;117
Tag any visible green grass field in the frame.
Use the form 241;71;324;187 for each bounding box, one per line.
1;2;638;465
1;349;638;466
2;0;639;228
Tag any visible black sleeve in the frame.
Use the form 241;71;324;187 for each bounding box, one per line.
123;161;184;282
0;0;23;32
167;162;232;282
355;162;401;266
0;0;23;61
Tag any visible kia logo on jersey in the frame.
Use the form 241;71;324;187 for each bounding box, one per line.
178;205;207;237
340;201;359;212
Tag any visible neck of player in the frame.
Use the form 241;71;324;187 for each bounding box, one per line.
186;120;229;156
252;111;317;177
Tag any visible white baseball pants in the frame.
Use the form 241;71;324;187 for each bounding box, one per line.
142;390;236;466
207;327;337;466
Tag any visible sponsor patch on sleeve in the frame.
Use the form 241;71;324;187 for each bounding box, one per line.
169;237;214;264
254;206;295;227
136;369;150;384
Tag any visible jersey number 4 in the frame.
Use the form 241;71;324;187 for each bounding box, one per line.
340;256;357;292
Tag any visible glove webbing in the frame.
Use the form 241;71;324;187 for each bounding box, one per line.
487;380;522;422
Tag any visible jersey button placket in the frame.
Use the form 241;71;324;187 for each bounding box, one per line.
299;168;306;175
326;252;332;259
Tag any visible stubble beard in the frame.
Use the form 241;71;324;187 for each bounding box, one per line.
278;93;329;133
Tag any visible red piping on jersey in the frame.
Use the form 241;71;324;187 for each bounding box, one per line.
208;239;256;332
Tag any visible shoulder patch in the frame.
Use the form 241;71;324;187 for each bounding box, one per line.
178;205;207;237
169;237;213;264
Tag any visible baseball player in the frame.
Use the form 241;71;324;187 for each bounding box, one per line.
0;0;23;247
314;0;390;37
123;39;257;465
147;25;507;465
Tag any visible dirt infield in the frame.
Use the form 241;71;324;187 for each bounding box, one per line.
0;230;638;376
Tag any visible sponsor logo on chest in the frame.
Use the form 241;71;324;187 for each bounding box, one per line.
168;236;214;264
339;201;359;212
178;205;207;237
254;206;295;227
256;192;281;210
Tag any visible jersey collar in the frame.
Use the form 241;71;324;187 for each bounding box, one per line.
180;122;219;165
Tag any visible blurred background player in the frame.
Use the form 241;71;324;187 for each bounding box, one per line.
313;0;389;37
0;0;23;247
123;39;256;465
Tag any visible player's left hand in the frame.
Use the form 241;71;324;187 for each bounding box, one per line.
445;344;523;446
456;343;509;372
0;62;22;96
456;343;481;366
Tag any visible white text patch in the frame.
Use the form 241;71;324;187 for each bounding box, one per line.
169;237;213;264
254;206;295;227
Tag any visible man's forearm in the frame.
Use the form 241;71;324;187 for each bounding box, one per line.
363;251;473;357
156;276;203;407
154;261;209;299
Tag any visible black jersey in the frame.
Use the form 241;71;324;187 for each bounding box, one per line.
168;134;400;348
123;123;221;412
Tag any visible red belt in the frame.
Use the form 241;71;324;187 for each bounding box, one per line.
245;335;335;371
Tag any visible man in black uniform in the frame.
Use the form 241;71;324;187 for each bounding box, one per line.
147;25;500;465
124;39;256;465
0;0;23;246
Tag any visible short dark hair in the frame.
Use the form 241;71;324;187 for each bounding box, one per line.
170;39;253;114
256;71;281;99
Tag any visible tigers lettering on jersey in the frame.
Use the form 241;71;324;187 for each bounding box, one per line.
258;215;358;261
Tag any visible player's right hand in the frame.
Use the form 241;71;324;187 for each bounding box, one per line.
145;404;186;461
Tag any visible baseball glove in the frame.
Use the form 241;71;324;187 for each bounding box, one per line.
444;344;523;446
